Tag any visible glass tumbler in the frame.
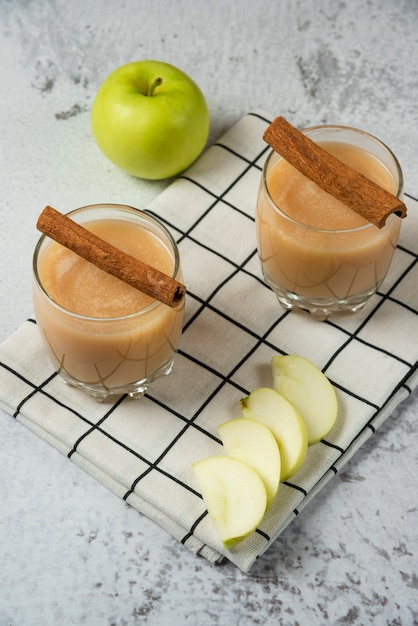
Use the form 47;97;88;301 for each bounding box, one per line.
33;203;185;400
256;125;404;320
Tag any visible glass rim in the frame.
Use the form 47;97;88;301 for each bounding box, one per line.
262;124;404;234
32;203;182;322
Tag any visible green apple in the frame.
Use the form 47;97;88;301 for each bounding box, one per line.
192;455;267;548
241;387;308;481
218;417;281;507
271;355;338;445
91;60;210;180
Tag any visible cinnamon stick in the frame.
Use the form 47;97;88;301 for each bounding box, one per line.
37;206;186;308
263;116;407;228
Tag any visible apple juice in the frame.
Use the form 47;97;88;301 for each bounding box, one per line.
256;126;403;311
33;205;184;398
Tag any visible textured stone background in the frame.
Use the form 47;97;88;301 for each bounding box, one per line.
1;1;417;625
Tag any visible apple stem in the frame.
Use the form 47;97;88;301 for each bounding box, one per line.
148;77;163;97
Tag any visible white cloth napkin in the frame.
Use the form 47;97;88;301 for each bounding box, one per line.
1;112;418;572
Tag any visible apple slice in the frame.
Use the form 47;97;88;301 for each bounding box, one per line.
218;418;281;507
241;387;308;481
192;455;267;548
271;354;338;445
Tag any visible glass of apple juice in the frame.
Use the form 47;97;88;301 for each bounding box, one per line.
32;203;185;401
256;125;404;320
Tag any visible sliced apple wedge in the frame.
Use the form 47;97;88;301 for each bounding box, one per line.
241;387;308;481
271;354;338;445
218;417;281;507
192;455;267;548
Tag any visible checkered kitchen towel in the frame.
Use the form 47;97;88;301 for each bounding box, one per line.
1;112;418;572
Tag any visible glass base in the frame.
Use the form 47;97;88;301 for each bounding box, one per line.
268;282;377;321
57;356;175;402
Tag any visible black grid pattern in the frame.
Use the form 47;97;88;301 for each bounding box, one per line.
1;112;418;572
